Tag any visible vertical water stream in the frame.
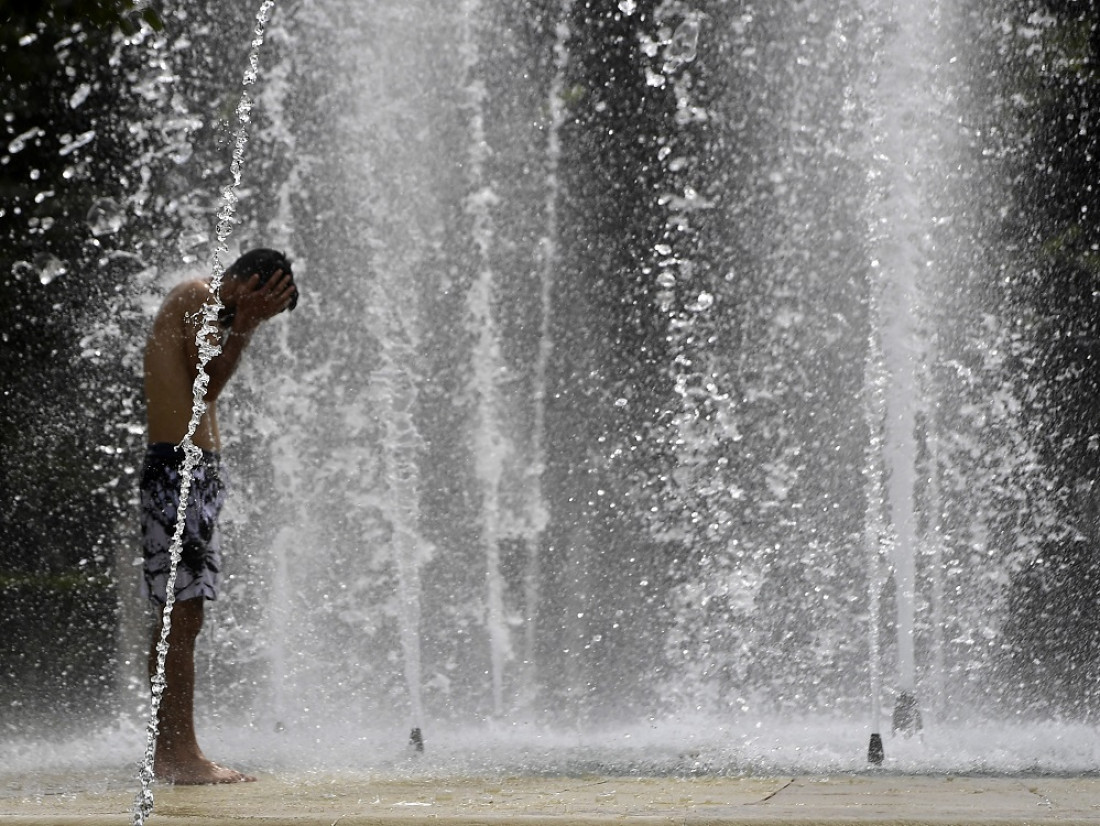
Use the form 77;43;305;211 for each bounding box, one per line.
458;0;512;719
862;0;954;730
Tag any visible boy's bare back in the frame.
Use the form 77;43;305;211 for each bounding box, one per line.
144;279;222;451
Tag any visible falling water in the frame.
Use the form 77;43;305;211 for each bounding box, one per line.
927;433;947;720
863;327;892;761
648;6;713;463
372;350;429;741
862;0;955;731
459;0;512;720
511;0;573;714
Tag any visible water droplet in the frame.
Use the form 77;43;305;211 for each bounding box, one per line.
58;129;96;157
688;291;714;312
236;92;254;124
87;197;125;236
69;83;92;109
7;127;43;154
34;253;67;285
178;231;208;255
664;16;701;71
618;0;637;14
171;142;194;165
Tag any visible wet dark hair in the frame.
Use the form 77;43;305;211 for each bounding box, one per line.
225;248;299;311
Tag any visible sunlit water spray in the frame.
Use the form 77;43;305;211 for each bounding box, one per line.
511;0;574;712
369;290;430;745
862;0;955;734
863;328;892;763
459;0;512;720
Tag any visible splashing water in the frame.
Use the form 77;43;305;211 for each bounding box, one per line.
131;2;277;823
33;252;67;285
87;196;125;237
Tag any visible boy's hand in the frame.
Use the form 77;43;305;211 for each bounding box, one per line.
233;270;296;333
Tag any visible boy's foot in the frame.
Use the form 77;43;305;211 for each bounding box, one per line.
158;757;256;785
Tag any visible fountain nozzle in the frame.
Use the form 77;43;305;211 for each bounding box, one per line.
867;732;885;765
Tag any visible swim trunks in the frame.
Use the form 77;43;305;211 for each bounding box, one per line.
140;443;229;606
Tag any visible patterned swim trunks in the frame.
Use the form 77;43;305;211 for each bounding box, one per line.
140;443;229;606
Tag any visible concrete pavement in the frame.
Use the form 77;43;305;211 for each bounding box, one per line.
2;772;1100;825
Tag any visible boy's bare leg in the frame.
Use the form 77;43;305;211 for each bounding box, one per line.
149;597;255;785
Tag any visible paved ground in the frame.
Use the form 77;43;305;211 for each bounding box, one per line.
2;773;1100;825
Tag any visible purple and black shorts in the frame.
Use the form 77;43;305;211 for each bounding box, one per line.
140;443;228;606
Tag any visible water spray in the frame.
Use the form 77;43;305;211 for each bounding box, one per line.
458;0;512;720
132;3;277;823
863;326;890;767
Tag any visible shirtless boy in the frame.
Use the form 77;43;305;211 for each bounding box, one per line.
141;248;297;784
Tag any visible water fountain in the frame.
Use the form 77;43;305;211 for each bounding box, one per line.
862;0;951;738
4;1;1100;811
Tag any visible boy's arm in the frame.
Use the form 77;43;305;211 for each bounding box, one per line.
203;317;255;403
184;271;294;402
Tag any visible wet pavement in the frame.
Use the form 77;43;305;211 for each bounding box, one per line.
2;772;1100;825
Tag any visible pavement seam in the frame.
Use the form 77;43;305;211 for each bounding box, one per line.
755;777;796;804
1021;778;1054;812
